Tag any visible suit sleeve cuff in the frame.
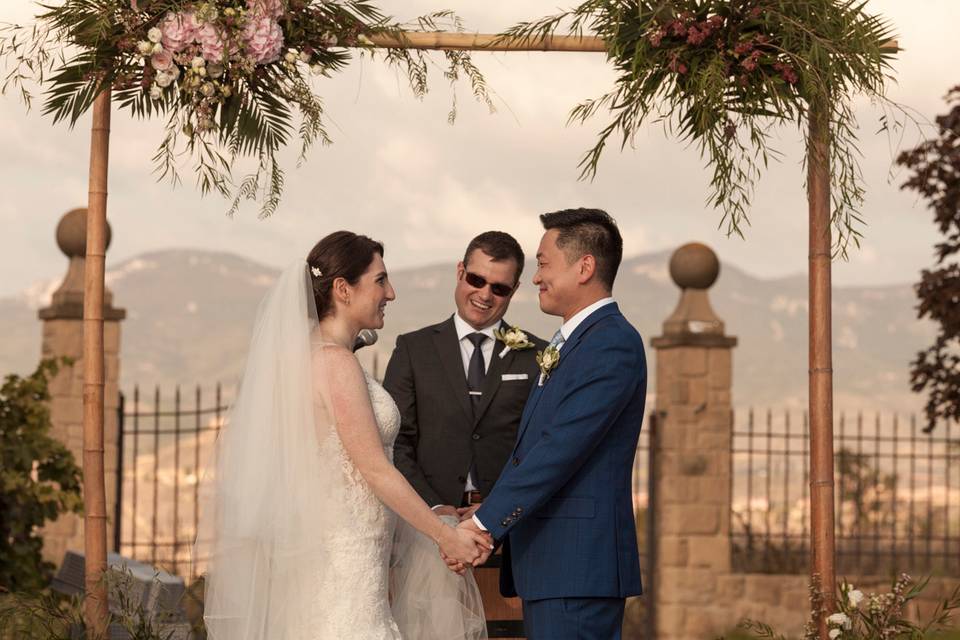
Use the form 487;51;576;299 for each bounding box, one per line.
472;514;488;531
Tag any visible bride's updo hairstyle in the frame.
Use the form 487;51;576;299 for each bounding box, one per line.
307;231;385;319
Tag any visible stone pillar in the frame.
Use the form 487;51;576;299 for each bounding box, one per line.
39;208;125;566
651;243;737;640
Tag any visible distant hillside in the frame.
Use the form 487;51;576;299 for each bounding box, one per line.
0;249;932;411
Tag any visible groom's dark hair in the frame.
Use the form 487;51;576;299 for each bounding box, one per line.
540;208;623;290
463;231;525;285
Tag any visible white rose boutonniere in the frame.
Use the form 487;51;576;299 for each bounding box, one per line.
493;326;535;358
535;346;561;386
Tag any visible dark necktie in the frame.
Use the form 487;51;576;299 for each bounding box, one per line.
466;332;488;415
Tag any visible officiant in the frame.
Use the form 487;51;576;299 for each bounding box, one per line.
384;231;545;520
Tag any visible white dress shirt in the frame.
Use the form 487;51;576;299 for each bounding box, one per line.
446;313;500;496
473;297;616;531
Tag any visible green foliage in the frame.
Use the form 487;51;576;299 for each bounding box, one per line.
897;86;960;433
0;1;493;218
0;359;82;594
0;568;189;640
502;0;902;255
728;575;960;640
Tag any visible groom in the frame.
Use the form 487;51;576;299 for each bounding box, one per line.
460;209;647;639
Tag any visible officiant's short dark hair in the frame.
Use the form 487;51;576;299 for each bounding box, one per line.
307;231;384;319
540;208;623;290
463;231;525;284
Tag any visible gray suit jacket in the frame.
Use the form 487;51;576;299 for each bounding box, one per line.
383;316;546;507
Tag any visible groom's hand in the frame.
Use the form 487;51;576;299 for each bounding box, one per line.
457;519;493;566
456;504;480;522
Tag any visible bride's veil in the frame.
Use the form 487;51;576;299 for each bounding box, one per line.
194;260;344;639
194;258;487;639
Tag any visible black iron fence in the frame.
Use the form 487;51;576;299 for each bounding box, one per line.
116;384;655;585
731;408;960;576
115;385;227;579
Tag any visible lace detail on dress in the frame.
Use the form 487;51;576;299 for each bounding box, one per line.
310;367;404;639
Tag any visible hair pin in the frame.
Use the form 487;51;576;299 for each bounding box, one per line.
311;266;323;277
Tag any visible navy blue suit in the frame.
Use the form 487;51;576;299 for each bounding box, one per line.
475;302;646;639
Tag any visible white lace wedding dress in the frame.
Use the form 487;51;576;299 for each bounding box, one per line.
309;367;403;639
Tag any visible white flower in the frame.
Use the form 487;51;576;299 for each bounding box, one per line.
299;50;311;63
311;266;322;277
149;85;162;99
137;40;154;55
154;66;180;88
828;630;841;640
536;345;561;385
357;33;374;46
827;612;852;629
191;56;206;69
151;42;164;55
494;326;535;358
147;27;163;43
848;589;864;608
200;82;216;97
283;51;297;63
207;63;224;79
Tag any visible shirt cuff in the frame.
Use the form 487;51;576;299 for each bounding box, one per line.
472;514;488;531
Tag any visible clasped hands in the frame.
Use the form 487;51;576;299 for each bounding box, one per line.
435;504;492;576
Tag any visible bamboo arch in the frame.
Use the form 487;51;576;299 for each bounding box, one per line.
80;31;897;638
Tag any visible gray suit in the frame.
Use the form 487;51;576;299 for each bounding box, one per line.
383;316;546;507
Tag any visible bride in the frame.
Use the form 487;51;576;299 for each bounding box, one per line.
196;231;492;639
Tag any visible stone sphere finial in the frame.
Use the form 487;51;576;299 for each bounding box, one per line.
56;208;112;258
669;242;719;290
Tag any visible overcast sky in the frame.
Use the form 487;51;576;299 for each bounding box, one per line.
1;0;957;298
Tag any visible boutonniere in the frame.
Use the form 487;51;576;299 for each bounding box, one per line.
535;346;561;386
493;326;535;358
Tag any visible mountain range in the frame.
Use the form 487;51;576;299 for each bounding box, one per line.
1;249;933;412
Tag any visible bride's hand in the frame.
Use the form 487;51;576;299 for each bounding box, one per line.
437;524;491;567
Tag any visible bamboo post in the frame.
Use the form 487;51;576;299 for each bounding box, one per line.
807;95;836;638
368;32;607;52
83;88;111;637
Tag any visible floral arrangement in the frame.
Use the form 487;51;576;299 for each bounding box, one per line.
0;0;491;216
735;574;960;640
502;0;902;255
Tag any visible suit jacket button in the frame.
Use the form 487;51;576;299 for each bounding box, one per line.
501;519;509;527
472;434;481;440
512;457;520;466
516;507;523;513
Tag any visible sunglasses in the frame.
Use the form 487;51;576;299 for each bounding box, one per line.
464;271;515;297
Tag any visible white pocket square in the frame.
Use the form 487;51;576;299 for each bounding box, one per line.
501;373;529;381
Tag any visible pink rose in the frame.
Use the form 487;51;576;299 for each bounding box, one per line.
243;15;283;64
246;0;285;19
197;23;226;62
160;11;199;53
150;49;174;71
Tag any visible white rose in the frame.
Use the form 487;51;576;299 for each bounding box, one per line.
147;27;162;43
207;63;224;79
149;85;162;99
284;51;296;63
828;630;841;640
200;82;216;97
155;71;175;88
299;50;311;63
152;42;163;55
191;56;206;69
137;41;154;55
827;612;852;629
847;589;864;608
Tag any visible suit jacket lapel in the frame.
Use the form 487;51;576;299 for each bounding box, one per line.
472;321;515;427
514;303;622;447
433;317;473;423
